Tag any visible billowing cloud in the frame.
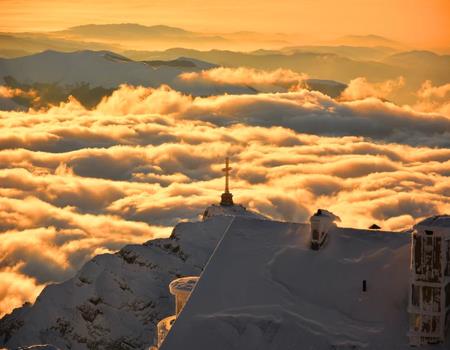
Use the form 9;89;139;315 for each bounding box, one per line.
3;84;448;150
0;86;37;100
180;67;308;91
0;86;39;112
0;84;449;317
412;80;450;117
0;265;45;318
339;76;405;101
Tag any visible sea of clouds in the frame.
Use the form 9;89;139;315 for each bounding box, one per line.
0;78;449;317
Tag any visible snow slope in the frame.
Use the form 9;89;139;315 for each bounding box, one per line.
160;217;449;350
0;205;266;349
0;50;255;96
0;216;234;350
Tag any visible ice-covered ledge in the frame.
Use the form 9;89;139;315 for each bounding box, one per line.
202;204;267;221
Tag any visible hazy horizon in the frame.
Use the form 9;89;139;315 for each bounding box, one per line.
0;0;449;51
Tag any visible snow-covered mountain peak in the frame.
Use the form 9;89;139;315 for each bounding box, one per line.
0;50;256;97
0;214;237;350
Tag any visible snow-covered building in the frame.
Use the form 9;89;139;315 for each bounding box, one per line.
157;216;449;350
408;215;450;346
156;159;449;349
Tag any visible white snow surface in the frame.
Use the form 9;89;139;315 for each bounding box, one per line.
0;215;235;350
160;217;449;350
0;50;256;95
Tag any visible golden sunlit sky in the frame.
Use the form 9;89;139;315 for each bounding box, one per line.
0;0;449;50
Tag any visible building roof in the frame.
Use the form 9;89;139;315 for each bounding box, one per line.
415;215;450;229
160;217;449;350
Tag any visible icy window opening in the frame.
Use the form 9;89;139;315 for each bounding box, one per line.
414;235;423;275
422;286;441;313
445;284;450;308
446;310;450;328
446;241;450;276
421;315;441;334
312;229;319;240
412;284;420;307
410;313;421;332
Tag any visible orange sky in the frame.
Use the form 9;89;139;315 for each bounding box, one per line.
0;0;449;49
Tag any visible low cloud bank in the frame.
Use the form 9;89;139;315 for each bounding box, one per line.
3;84;447;150
339;76;405;101
0;84;449;316
413;80;450;117
180;67;308;90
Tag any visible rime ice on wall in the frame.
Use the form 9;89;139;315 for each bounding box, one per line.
408;215;450;346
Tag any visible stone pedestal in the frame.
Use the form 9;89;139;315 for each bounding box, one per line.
220;192;234;206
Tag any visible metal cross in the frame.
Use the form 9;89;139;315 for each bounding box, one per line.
222;157;232;193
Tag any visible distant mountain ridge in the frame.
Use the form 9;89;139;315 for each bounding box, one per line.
1;47;449;109
63;23;193;38
57;23;228;44
328;34;407;50
0;50;255;103
0;22;419;57
0;50;350;110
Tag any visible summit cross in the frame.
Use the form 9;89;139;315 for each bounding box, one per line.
220;157;234;206
222;157;232;194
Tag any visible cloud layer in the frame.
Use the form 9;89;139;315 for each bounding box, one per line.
413;80;450;117
180;67;308;91
0;84;449;316
339;76;405;101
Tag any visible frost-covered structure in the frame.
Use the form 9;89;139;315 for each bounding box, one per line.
169;277;199;316
408;215;450;346
153;277;198;349
309;209;340;250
